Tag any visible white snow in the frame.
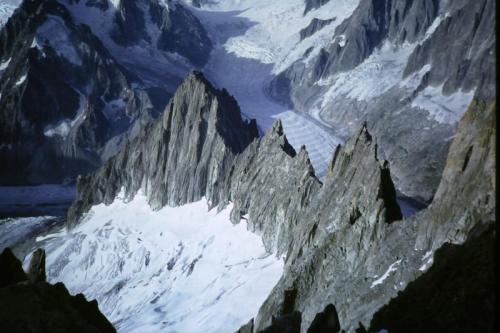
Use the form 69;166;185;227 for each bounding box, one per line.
318;42;417;104
194;0;359;74
371;259;402;288
44;94;87;138
36;191;283;333
411;85;475;124
338;34;346;47
0;58;11;71
15;74;27;86
0;0;20;28
419;250;434;271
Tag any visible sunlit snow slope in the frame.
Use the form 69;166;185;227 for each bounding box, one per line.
31;192;283;333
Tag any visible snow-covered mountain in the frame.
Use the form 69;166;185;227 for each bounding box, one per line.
0;0;211;184
0;0;495;332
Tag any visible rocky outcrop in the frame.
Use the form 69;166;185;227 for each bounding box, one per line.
303;0;330;15
0;0;213;185
299;18;335;41
27;248;45;283
151;1;212;66
0;247;116;333
251;98;495;332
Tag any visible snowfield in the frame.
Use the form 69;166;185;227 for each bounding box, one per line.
32;191;283;333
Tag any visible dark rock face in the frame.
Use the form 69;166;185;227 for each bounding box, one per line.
299;18;335;41
112;0;212;66
303;0;330;15
259;312;302;333
0;247;27;287
0;248;116;333
0;0;213;185
111;0;150;45
0;0;157;185
404;0;496;99
151;1;212;66
306;304;341;333
369;228;495;333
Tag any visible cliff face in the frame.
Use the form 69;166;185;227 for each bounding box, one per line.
252;98;495;332
67;72;494;332
67;71;259;226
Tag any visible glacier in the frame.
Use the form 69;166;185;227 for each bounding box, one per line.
27;191;284;333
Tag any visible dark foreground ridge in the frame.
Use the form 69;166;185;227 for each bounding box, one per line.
67;72;495;332
0;247;116;333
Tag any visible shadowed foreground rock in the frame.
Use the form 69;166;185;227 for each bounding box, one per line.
369;227;495;333
0;248;116;333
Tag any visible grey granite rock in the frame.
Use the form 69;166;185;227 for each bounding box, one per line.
68;73;494;332
67;71;259;226
404;0;496;99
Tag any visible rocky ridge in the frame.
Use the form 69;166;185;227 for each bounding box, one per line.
66;71;494;331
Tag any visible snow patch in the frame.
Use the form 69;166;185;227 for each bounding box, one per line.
411;85;475;124
419;250;434;271
319;42;416;104
0;58;11;71
371;259;402;288
36;192;283;333
44;94;87;138
15;74;27;86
